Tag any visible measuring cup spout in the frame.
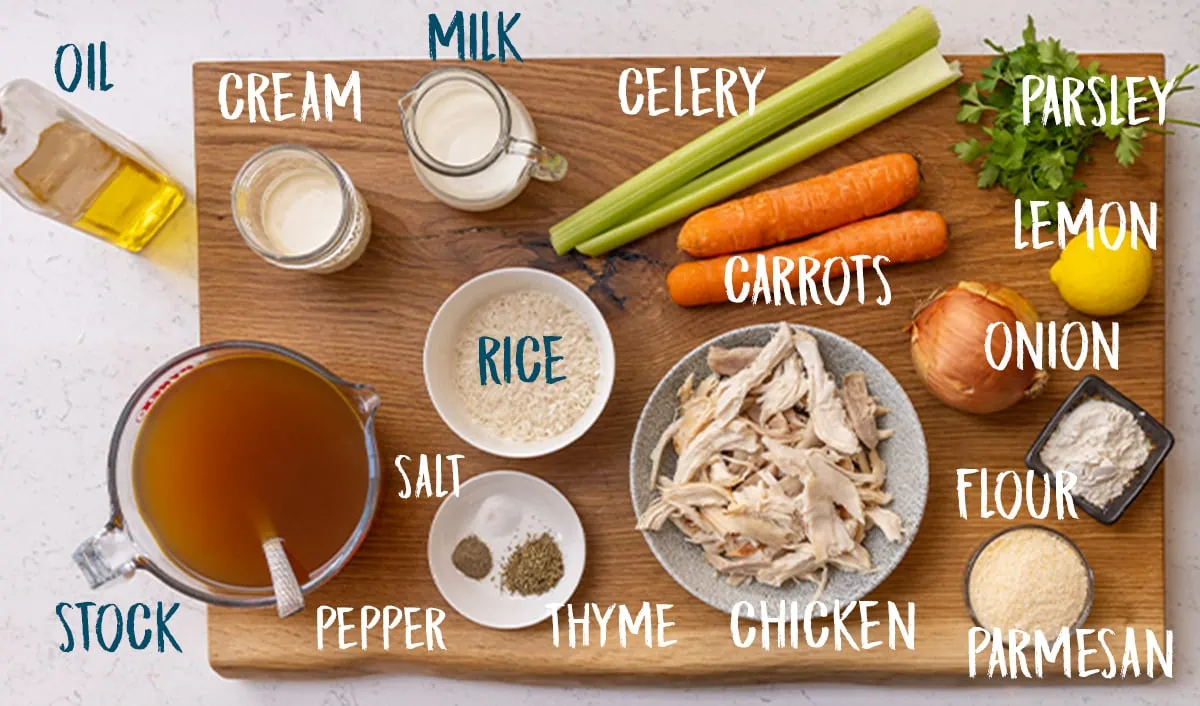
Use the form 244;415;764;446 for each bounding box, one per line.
73;523;139;589
342;383;381;420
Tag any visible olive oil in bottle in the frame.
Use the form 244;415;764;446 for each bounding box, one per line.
0;80;185;252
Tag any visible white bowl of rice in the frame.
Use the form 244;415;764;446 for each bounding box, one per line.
424;267;615;458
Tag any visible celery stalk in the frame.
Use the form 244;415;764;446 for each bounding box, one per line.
549;7;942;254
575;50;961;256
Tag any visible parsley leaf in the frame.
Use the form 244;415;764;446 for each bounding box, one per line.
953;17;1196;225
1115;126;1145;166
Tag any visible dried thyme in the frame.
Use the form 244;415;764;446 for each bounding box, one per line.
501;532;564;596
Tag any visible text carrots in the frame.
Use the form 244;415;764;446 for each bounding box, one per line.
667;210;948;307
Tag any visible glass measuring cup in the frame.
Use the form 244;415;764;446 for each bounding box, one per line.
399;66;567;211
73;341;381;609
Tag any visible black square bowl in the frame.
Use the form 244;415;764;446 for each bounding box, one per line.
1025;375;1174;525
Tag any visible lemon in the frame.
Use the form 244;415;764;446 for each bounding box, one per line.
1049;226;1153;316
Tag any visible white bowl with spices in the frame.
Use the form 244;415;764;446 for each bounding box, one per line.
427;470;586;629
424;267;615;458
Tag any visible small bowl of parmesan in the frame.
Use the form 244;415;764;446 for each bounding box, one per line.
424;267;615;458
964;525;1093;636
1025;375;1173;525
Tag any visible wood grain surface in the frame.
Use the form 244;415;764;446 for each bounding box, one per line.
192;55;1166;681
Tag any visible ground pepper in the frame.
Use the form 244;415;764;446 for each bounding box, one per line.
501;532;564;596
451;535;492;580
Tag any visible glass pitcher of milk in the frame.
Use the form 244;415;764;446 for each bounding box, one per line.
399;67;566;212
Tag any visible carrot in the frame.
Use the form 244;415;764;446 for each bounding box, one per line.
667;210;947;307
676;153;920;258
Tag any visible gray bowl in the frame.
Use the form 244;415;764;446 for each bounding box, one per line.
629;323;929;616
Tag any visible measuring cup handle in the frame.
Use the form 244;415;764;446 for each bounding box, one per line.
506;137;568;182
73;524;139;589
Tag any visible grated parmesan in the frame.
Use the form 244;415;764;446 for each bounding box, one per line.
967;527;1089;634
453;290;599;442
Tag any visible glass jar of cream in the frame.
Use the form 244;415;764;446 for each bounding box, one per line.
231;144;371;273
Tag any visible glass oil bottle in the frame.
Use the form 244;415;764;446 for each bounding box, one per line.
0;79;185;252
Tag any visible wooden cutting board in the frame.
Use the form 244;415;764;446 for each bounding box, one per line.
192;55;1166;681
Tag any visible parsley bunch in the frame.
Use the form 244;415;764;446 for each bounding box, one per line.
953;17;1196;228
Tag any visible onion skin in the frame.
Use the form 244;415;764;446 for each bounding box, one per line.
908;281;1049;414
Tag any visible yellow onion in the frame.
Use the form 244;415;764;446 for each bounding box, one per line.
907;281;1048;414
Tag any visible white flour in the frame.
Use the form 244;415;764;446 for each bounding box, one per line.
1039;398;1151;508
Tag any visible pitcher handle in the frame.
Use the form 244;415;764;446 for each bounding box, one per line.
73;523;139;589
506;137;568;182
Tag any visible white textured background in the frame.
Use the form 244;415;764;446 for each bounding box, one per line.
1;0;1197;703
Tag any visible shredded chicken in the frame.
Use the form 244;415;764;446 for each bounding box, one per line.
706;346;764;376
636;323;903;596
841;371;880;450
